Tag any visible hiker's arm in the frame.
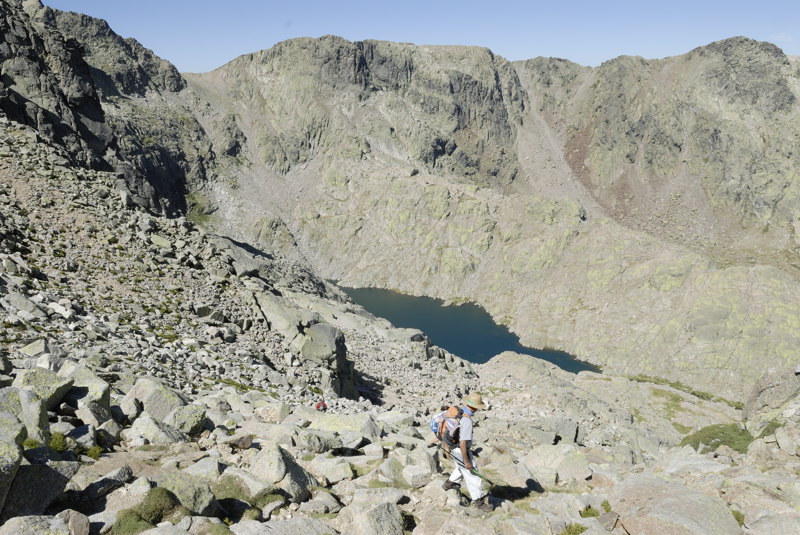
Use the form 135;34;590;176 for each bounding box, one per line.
460;440;472;469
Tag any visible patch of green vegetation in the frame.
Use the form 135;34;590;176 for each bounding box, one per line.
672;422;693;435
155;329;180;343
632;407;644;423
211;475;250;503
109;509;153;535
757;420;782;438
110;487;186;535
579;505;600;518
559;524;588;535
252;493;284;510
137;488;184;524
601;500;611;513
85;445;103;460
308;386;323;395
22;438;40;450
651;387;685;419
731;509;744;527
48;432;68;453
679;423;754;454
211;475;282;521
217;377;263;394
207;524;233;535
629;375;743;409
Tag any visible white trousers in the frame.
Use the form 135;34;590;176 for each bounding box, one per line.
448;447;485;501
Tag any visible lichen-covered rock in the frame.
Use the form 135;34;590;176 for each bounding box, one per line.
121;378;189;421
121;412;187;445
230;518;335;535
58;362;111;409
212;465;276;500
75;400;112;427
0;515;70;535
743;366;800;434
295;428;343;453
164;404;208;436
307;456;353;485
154;472;218;516
0;412;25;447
12;368;73;410
0;387;49;443
55;509;90;535
610;474;741;535
0;439;21;518
247;443;318;503
310;412;381;442
254;402;291;424
338;501;404;535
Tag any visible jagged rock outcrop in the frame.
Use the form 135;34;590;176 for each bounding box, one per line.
0;0;240;216
188;36;524;185
37;3;210;215
518;37;800;243
0;0;112;164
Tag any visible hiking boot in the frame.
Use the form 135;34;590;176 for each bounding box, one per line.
442;480;461;491
471;496;493;512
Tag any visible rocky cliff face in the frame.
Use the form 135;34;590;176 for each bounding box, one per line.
0;0;239;215
187;36;524;186
0;0;111;165
517;38;800;254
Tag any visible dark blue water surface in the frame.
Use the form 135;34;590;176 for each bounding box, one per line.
341;286;598;374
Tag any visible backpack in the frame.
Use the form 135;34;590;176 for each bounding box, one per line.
430;406;463;447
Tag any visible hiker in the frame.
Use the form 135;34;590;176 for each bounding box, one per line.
441;392;493;512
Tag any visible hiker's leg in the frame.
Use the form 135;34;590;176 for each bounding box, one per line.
462;453;485;501
449;449;465;484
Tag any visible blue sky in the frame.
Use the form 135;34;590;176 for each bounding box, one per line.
43;1;800;73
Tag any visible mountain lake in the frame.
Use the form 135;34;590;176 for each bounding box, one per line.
340;286;598;374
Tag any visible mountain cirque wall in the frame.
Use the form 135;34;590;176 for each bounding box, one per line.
2;0;234;215
188;36;800;402
188;35;525;186
516;38;800;254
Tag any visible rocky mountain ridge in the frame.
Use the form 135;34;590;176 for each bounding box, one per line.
177;33;800;401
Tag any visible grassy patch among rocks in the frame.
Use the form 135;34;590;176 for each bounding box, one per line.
679;423;754;454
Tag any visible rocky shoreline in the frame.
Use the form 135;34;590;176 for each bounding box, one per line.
1;117;800;534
